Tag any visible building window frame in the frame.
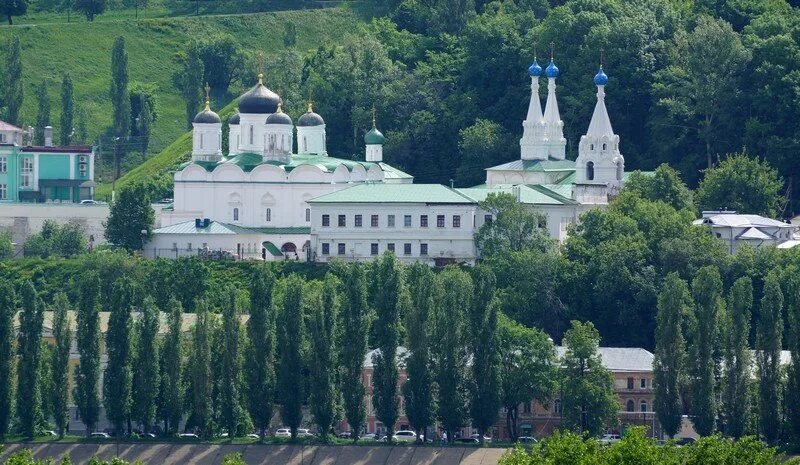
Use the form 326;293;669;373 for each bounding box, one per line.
321;243;330;255
420;215;428;228
0;183;6;200
403;243;411;255
305;208;311;222
387;215;395;228
265;208;272;222
338;214;346;227
387;243;395;253
371;243;379;255
355;214;363;228
338;243;346;255
233;207;239;222
640;378;647;389
322;214;330;227
437;215;445;228
371;214;379;228
0;156;6;174
453;215;461;228
21;157;33;189
627;377;634;390
404;215;412;228
420;243;428;256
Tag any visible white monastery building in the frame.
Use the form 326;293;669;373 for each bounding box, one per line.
147;58;631;263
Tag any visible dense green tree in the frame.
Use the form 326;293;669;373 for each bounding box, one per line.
75;105;88;144
188;299;213;438
756;271;783;443
104;183;155;251
169;258;208;312
475;193;552;257
132;296;160;434
173;45;205;129
3;36;23;126
433;267;472;442
456;119;513;186
0;281;14;440
74;271;101;435
0;230;13;259
468;265;500;444
308;274;340;442
372;252;404;441
340;263;371;441
402;263;436;442
34;81;51;146
1;0;27;24
653;273;689;438
561;321;618;436
110;36;131;179
17;281;44;438
497;315;557;441
689;266;723;436
722;276;752;438
788;271;800;439
24;220;86;259
74;0;105;20
51;293;72;439
278;275;305;440
158;297;183;435
220;287;241;438
245;266;276;438
696;153;784;217
191;35;246;95
624;165;694;212
137;99;153;156
60;73;75;146
103;277;135;436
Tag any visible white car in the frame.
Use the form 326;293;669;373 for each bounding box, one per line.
298;428;315;437
470;433;492;443
246;433;260;439
392;430;417;442
599;434;621;445
274;428;291;438
179;433;199;439
90;432;110;439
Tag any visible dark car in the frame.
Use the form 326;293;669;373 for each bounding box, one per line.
453;437;480;444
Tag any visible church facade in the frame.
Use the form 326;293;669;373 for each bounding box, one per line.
147;58;628;262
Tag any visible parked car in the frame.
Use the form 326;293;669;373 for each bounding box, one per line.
80;199;99;205
274;428;291;438
246;433;260;439
359;433;378;440
297;428;315;438
90;432;110;439
470;433;492;443
453;437;480;444
338;431;355;439
516;436;538;444
43;430;58;437
599;434;621;445
392;430;417;442
179;433;199;439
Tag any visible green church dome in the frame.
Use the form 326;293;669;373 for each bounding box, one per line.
364;127;385;145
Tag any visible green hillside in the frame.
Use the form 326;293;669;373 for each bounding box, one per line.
0;8;365;184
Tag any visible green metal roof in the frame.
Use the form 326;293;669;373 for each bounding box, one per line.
185;152;385;174
154;221;310;235
263;241;283;256
457;184;578;206
378;163;413;180
485;159;576;172
309;184;475;204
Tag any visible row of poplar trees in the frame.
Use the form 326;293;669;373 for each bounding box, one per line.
0;252;514;442
654;265;800;443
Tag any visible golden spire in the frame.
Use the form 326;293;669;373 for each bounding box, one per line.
257;73;264;85
372;106;377;128
533;42;537;59
277;102;284;114
204;83;211;111
307;101;313;113
550;41;555;60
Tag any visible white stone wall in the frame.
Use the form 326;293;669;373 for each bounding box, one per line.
0;203;110;253
485;170;567;188
143;231;310;261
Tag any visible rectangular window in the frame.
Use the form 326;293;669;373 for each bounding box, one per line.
305;208;310;222
403;243;411;255
0;184;6;200
387;243;395;253
437;215;445;228
420;243;428;256
355;215;363;227
371;243;379;255
21;157;33;188
322;214;330;227
484;214;493;225
322;243;330;255
627;377;634;390
265;208;272;222
420;215;428;228
371;215;379;227
404;215;412;228
0;157;6;173
523;402;531;414
387;215;395;227
338;215;346;227
338;243;346;255
640;378;647;389
453;215;461;228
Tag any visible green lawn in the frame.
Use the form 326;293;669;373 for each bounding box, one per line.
0;7;366;186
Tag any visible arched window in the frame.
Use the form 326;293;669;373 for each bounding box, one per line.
266;208;272;222
233;208;239;222
602;143;607;150
626;400;635;412
586;161;595;181
590;143;594;150
305;208;311;222
640;401;648;413
249;126;254;145
616;161;623;181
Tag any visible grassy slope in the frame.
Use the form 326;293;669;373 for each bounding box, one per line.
0;8;364;186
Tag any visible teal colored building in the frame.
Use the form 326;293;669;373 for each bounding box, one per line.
0;122;95;203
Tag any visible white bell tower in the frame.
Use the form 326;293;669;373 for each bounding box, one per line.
191;84;223;163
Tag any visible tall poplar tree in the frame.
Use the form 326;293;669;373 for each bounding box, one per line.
4;36;23;126
433;267;472;442
469;266;500;444
722;277;752;438
757;272;783;443
158;298;183;435
34;81;51;146
17;281;44;438
110;36;131;180
309;274;340;442
173;45;205;129
51;293;72;439
104;277;135;436
689;266;723;436
788;274;800;439
0;281;15;440
403;263;436;442
372;252;404;441
278;275;304;440
340;263;371;442
653;273;689;438
245;266;276;438
60;73;75;146
220;287;241;437
74;271;101;436
189;299;213;438
133;296;160;434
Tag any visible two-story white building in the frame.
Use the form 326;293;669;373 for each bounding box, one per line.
693;211;797;253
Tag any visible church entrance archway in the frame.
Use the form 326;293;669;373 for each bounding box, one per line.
281;242;297;253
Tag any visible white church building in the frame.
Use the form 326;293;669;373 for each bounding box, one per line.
147;58;631;263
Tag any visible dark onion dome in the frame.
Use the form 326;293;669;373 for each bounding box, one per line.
545;59;559;78
193;100;221;124
265;103;293;125
594;66;608;85
528;57;542;77
297;102;325;127
229;111;240;125
364;126;385;145
238;74;281;114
